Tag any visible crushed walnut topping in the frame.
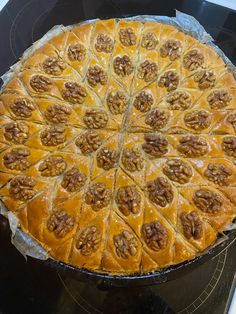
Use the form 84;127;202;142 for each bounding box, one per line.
85;182;111;210
4;122;29;144
62;82;87;104
158;71;180;91
42;57;66;76
166;91;191;110
114;230;138;259
40;126;66;146
106;91;128;114
61;168;87;192
194;70;216;89
67;43;86;61
87;66;108;87
163;159;192;184
133;91;154;113
9;176;36;201
183;49;204;71
95;34;113;53
76;226;101;256
180;211;203;240
9;98;35;118
147;177;174;207
119;28;137;46
116;185;141;216
227;114;236;132
177;135;208;157
145;109;169;130
83;109;108;129
97;147;118;170
3;148;31;171
222;136;236;158
76;131;102;154
39;155;67;177
44;104;72;124
113;55;134;77
30;75;52;92
137;60;158;82
207;90;232;109
193;189;223;214
184;110;211;130
160;39;182;61
142;221;168;251
141;32;158;50
47;209;75;238
204;163;232;186
122;147;144;172
142;134;168;157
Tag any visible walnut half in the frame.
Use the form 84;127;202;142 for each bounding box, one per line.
114;230;138;259
119;28;137;46
3;148;31;171
193;189;223;213
67;43;86;61
145;109;169;130
62;82;87;104
147;177;174;207
158;71;179;91
122;147;144;172
184;110;211;130
85;182;111;211
106;91;128;115
194;70;216;89
86;66;108;87
39;155;67;177
4;122;29;144
160;39;182;61
222;136;236;158
44;104;71;124
40;126;66;146
166;91;191;111
163;159;192;184
142;134;168;157
207;90;232;109
10;98;35;118
116;186;141;216
76;226;101;256
75;131;102;154
9;176;36;201
97;147;118;170
95;34;113;53
180;211;203;240
61;168;87;192
113;55;134;77
47;209;75;238
137;60;158;82
204;163;232;186
133;91;154;113
183;49;204;71
142;221;168;251
30;75;52;92
42;57;66;76
141;32;158;50
177;135;208;157
83;109;108;129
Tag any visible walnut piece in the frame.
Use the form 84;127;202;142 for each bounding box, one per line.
3;148;31;171
194;70;216;89
61;168;87;192
207;90;232;109
142;134;168;157
114;230;138;259
180;211;203;240
106;91;128;114
160;39;182;61
83;109;108;129
158;71;179;91
141;32;158;50
177;135;208;157
166;91;191;110
137;60;158;82
116;185;141;216
119;28;137;46
133;91;154;113
227;114;236;132
184;110;211;130
10;98;35;118
40;126;66;146
85;182;111;210
67;43;86;61
87;66;108;87
122;147;144;172
95;34;113;53
204;163;232;186
30;75;52;92
44;104;71;123
9;176;36;201
62;82;87;104
47;209;75;238
145;109;169;130
76;131;102;154
4;122;29;144
42;57;66;76
97;147;118;170
163;159;192;184
222;136;236;158
183;49;204;71
113;55;134;77
39;155;67;177
76;226;101;256
147;177;174;207
193;189;223;213
142;221;168;251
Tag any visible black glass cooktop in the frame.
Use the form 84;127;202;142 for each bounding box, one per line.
0;1;236;314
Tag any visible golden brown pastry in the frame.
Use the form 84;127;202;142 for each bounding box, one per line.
0;18;236;275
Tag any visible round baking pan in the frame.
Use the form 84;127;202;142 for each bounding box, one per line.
41;229;236;287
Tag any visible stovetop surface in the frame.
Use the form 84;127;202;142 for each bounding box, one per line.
0;1;236;313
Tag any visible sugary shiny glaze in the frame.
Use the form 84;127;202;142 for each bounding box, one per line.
0;19;236;275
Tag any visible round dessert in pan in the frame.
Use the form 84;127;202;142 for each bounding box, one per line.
0;18;236;275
